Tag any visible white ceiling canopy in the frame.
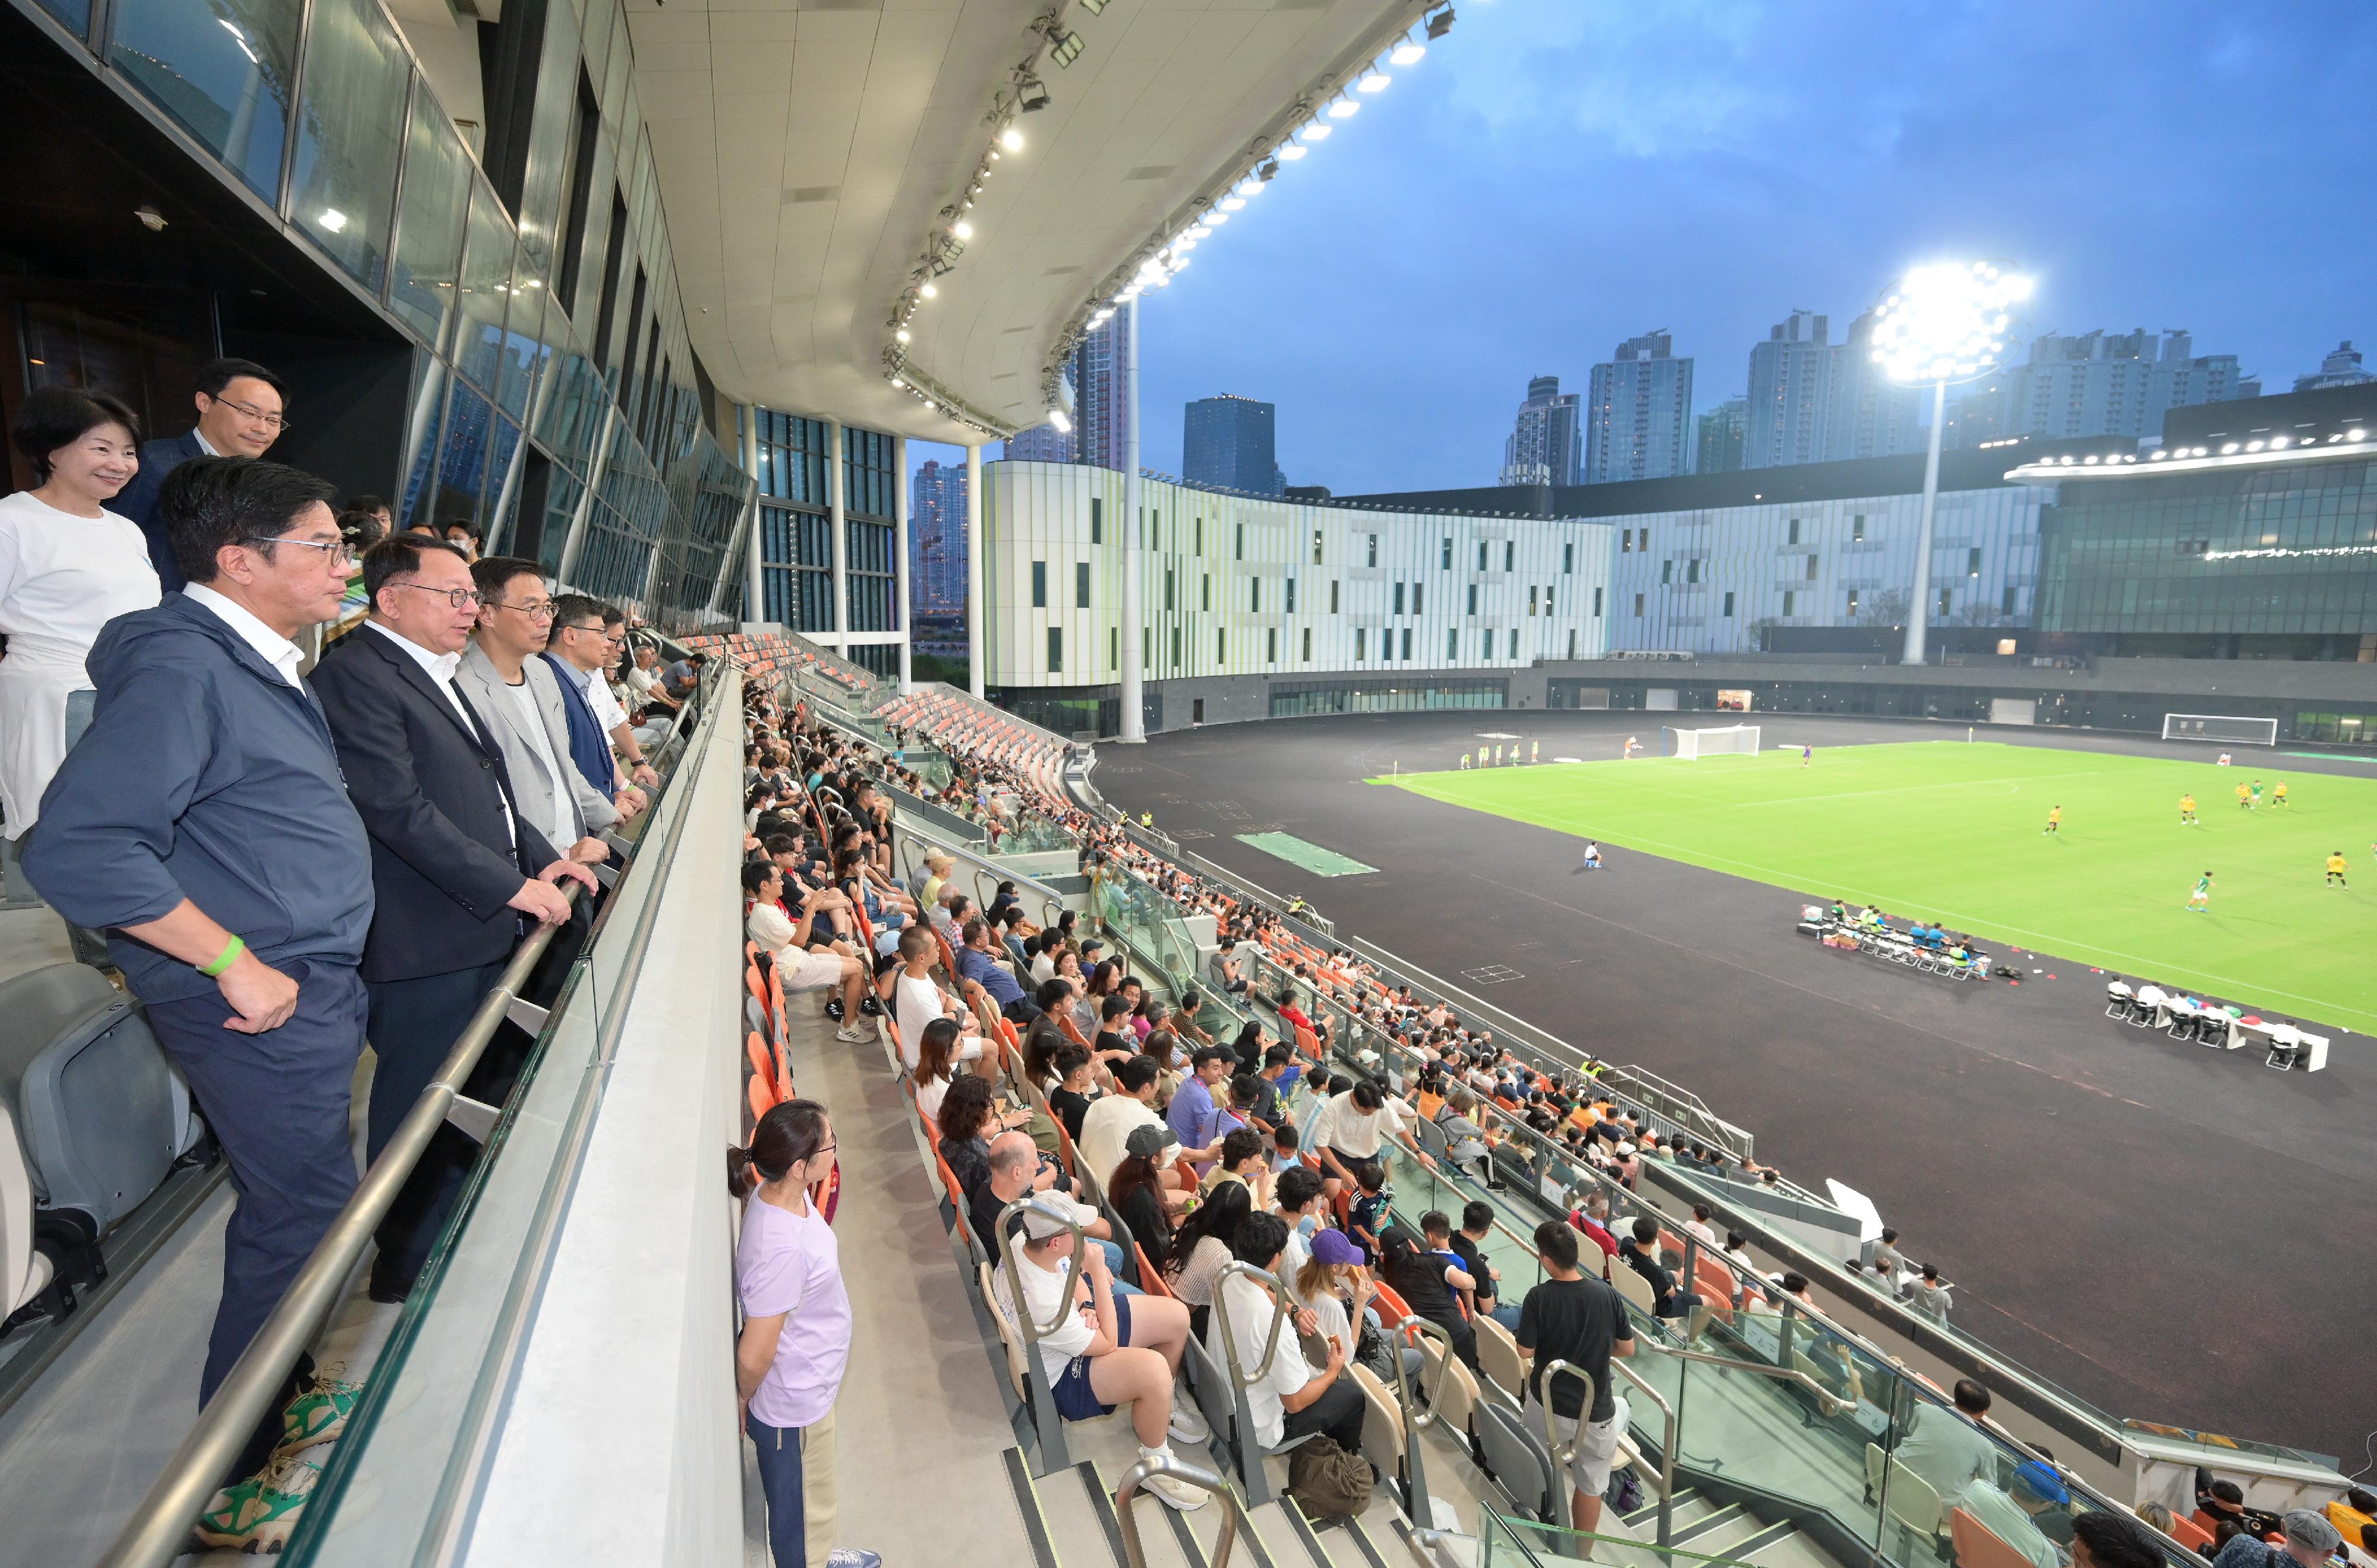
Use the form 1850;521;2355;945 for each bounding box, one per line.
628;0;1433;443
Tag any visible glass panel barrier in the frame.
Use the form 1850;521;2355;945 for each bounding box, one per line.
1481;1506;1772;1568
109;0;302;200
389;93;471;350
289;0;408;287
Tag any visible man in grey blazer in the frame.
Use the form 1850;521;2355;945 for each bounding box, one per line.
457;556;620;858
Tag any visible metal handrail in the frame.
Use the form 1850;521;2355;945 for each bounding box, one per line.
1634;1337;1858;1415
1610;1358;1679;1547
1114;1451;1244;1568
1213;1261;1295;1390
101;881;588;1568
1384;1311;1461;1434
1536;1358;1596;1466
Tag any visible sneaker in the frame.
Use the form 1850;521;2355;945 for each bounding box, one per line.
1141;1471;1209;1512
275;1363;364;1457
859;993;885;1017
192;1455;322;1553
1168;1401;1211;1444
825;995;847;1021
824;1553;883;1567
835;1025;872;1043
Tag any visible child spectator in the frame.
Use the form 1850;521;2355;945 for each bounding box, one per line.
1347;1160;1391;1264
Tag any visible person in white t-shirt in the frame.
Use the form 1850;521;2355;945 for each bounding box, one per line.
1207;1214;1364;1457
0;387;161;948
991;1196;1211;1511
886;923;981;1071
1310;1080;1436;1198
745;863;872;1042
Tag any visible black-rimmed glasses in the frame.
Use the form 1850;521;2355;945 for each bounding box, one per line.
242;535;355;569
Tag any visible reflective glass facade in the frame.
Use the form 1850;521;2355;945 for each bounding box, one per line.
28;0;754;627
2036;459;2377;647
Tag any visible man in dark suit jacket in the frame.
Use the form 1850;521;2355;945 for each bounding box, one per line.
113;357;289;592
312;533;596;1299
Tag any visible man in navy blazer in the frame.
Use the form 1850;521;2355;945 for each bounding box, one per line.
311;533;596;1300
113;358;289;593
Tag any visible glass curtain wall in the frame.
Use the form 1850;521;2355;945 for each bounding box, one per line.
48;0;755;629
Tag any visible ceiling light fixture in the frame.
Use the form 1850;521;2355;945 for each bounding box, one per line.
1357;71;1391;92
1017;76;1050;112
1219;197;1246;211
1305;122;1332;140
1049;409;1073;433
896;329;911;343
1327;99;1359;118
1048;30;1084;68
1001;125;1025;152
953;220;974;240
1426;6;1455;39
920;282;938;298
1391;37;1426;65
1256;158;1280;181
1275;144;1306;162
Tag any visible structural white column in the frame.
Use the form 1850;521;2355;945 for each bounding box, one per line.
1902;378;1947;667
827;417;849;651
741;405;764;626
1118;294;1145;741
964;440;985;699
893;434;913;692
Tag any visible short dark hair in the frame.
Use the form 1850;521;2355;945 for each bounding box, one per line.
1219;1127;1265;1169
552;592;607;630
1054;1043;1090;1078
1232;1212;1289;1268
1350;1080;1382;1110
1277;1167;1323;1212
196;357;287;403
1631;1215;1658;1244
1951;1378;1992;1415
470;554;544;604
1461;1200;1493;1232
1114;1056;1159;1094
2070;1510;2165;1568
361;532;470;610
345;494;389;518
1034;977;1072;1010
1420;1209;1451;1239
159;457;339;585
11;385;142;481
444;520;482;542
1535;1220;1579;1270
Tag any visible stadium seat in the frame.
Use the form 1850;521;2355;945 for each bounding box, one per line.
0;1097;64;1323
1950;1508;2035;1568
1865;1443;1946;1547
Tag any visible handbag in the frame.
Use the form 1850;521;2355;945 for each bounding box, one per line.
1288;1436;1373;1524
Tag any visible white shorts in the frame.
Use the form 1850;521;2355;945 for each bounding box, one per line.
777;948;846;993
1525;1392;1629;1497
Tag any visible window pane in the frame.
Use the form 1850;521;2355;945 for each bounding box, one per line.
398;356;449;528
389;99;471;348
110;0;301;199
289;0;408;288
434;378;494;530
455;180;519;397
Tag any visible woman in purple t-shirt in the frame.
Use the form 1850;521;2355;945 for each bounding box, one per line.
733;1099;875;1568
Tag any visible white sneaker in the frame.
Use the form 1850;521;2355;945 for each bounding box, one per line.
835;1024;872;1043
1168;1401;1210;1444
1140;1471;1209;1511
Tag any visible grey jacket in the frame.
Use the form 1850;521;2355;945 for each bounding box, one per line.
454;641;619;845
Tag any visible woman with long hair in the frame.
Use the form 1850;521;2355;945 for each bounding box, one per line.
912;1017;966;1120
1377;1222;1480;1373
1161;1178;1251;1339
730;1099;874;1567
1104;1122;1183;1264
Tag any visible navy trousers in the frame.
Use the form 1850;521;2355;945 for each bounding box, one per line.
365;960;509;1293
145;958;368;1404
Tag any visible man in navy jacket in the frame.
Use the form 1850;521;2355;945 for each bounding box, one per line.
311;533;595;1301
26;457;373;1494
112;357;289;594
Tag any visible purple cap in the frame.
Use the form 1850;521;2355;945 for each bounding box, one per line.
1312;1229;1364;1266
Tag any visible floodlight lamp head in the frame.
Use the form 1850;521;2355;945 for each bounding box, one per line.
1000;125;1025;152
1048;29;1084;68
1426;6;1455;39
1017;76;1050;111
1867;259;2032;386
1048;408;1073;433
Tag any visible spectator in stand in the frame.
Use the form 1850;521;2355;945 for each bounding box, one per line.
1295;1070;1336;1159
458;560;622;874
992;1196;1212;1510
888;924;978;1068
1079;1057;1199;1195
1273;1166;1327;1283
1346;1160;1391;1264
1906;1263;1954;1321
746;863;872;1038
546;594;660;804
2214;1512;2344;1568
1163;1177;1253;1337
1310;1078;1437;1197
1166;1046;1236;1171
1109;1124;1187;1264
1378;1222;1479;1371
443;521;482;561
1;386;161;956
2075;1512;2181;1568
1209;1214;1366;1462
1450;1202;1521;1329
1515;1220;1635;1537
114;358;289;593
935;1075;1032;1197
2328;1493;2377;1549
1618;1216;1702;1326
26;457;373;1528
1960;1463;2070;1568
1565;1188;1620;1274
1213;936;1251;997
1891;1379;1998;1506
1172;989;1216;1047
967;1131;1134;1284
730;1099;878;1568
912;1018;967;1120
1202;1127;1274;1210
1437;1091;1504;1191
1047;1044;1101;1141
955;916;1039;1023
1683;1203;1719;1250
1871;1228;1906;1279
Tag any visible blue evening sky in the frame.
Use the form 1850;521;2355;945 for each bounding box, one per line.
920;0;2375;494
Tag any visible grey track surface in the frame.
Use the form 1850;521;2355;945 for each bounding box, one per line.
1092;710;2373;1465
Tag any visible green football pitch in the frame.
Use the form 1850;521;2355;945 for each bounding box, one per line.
1382;741;2376;1034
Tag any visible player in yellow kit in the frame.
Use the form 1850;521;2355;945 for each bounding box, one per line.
2234;781;2252;810
2179;793;2198;825
2327;851;2349;887
2043;804;2062;835
2272;780;2289;807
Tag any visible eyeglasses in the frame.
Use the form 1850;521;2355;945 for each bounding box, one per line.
490;598;557;619
242;535;355;569
203;393;291;432
558;621;607;636
387;582;483;610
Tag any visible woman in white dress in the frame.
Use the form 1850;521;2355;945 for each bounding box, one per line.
0;387;161;954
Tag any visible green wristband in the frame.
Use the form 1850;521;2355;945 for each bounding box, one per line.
200;935;246;978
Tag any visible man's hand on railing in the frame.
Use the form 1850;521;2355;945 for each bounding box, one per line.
567;836;611;866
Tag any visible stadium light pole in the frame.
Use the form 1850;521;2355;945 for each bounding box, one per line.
1868;261;2033;666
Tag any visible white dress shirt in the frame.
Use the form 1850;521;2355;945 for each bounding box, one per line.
182;583;303;687
363;620;515;846
560;655;629;733
498;677;578;847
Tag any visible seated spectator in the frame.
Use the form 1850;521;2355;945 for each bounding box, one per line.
954;916;1039;1024
1437;1091;1503;1191
1208;1214;1366;1460
1201;1127;1273;1209
2076;1512;2184;1568
1092;993;1140;1069
745;863;875;1042
1162;1178;1253;1338
1961;1463;2072;1568
913;1017;968;1121
1347;1160;1391;1264
1618;1216;1703;1324
1310;1078;1437;1197
1269;1122;1302;1175
1273;1166;1326;1280
968;1131;1133;1283
888;923;980;1071
2213;1506;2339;1568
1566;1189;1620;1274
1683;1203;1719;1249
936;1075;1031;1197
1891;1379;1997;1506
1166;1046;1237;1171
988;1197;1211;1511
1450;1201;1521;1330
1377;1222;1479;1372
1171;989;1216;1046
1046;1044;1100;1143
1079;1057;1188;1195
1109;1124;1188;1263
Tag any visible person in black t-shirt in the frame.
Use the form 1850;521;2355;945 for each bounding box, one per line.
1618;1215;1702;1322
1046;1044;1099;1144
1378;1223;1479;1371
1516;1220;1635;1535
1448;1201;1520;1329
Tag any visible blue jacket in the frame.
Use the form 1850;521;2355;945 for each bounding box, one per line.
112;431;208;594
24;594;375;1004
541;651;617;801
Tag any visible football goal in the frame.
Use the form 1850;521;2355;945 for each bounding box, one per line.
2161;714;2278;746
1664;724;1761;760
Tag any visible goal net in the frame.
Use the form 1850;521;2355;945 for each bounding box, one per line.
1664;724;1762;760
2161;714;2278;746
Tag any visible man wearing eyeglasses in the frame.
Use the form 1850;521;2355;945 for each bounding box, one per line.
545;593;658;806
25;457;374;1498
312;534;598;1304
455;558;623;860
113;357;290;595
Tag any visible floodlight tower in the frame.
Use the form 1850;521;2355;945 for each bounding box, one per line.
1867;261;2034;665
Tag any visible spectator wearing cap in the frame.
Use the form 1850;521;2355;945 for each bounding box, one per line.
1167;1045;1237;1171
1108;1122;1187;1264
2215;1511;2344;1568
989;1196;1212;1513
967;1131;1138;1289
1960;1462;2072;1568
